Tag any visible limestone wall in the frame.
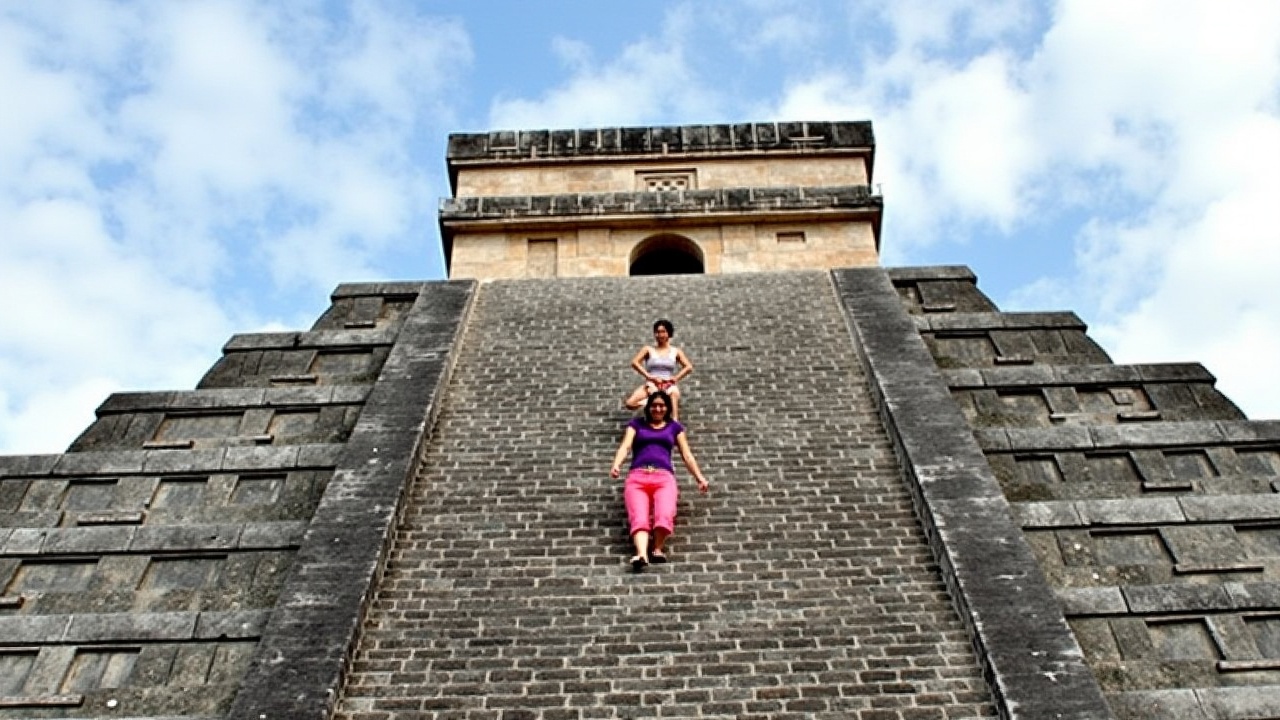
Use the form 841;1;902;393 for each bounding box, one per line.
454;155;870;197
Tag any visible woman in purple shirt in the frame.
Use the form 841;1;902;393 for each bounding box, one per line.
610;389;710;571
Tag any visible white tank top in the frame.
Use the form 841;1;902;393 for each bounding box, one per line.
645;347;679;379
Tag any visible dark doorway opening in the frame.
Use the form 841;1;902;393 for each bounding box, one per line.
629;235;705;275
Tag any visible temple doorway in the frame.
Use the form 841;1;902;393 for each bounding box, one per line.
629;234;705;275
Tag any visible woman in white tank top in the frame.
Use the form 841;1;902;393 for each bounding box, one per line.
624;319;694;420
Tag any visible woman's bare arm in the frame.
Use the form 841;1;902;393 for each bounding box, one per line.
610;426;637;478
675;431;709;493
630;346;653;381
672;348;693;383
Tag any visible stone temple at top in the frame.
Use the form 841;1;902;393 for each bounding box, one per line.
439;121;882;278
1;119;1279;720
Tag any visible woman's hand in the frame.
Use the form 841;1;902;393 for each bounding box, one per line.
696;476;709;494
610;465;621;479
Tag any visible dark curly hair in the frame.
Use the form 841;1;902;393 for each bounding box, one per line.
653;319;674;337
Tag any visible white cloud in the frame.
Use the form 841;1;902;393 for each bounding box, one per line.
767;0;1280;419
1054;1;1280;418
770;47;1042;254
0;194;233;454
0;0;471;453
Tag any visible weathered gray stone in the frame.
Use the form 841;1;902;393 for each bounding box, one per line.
1123;584;1232;613
1;527;48;554
229;279;477;720
331;281;424;298
888;264;976;282
53;451;147;475
41;526;136;555
1077;498;1185;526
237;522;306;549
1005;426;1095;450
140;447;226;474
1091;421;1226;449
1199;686;1280;719
1218;419;1280;443
1224;581;1280;609
295;443;343;468
1107;689;1210;720
832;267;1111;720
65;611;199;642
0;454;60;478
1058;586;1128;616
1180;494;1280;522
0;615;71;643
1014;501;1086;528
221;446;299;471
129;525;241;553
194;610;268;640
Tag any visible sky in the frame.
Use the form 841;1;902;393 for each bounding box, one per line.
1;0;1278;454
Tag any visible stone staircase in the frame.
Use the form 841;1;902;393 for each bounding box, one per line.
333;273;997;719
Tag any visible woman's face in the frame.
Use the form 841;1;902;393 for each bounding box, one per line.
648;399;668;420
653;325;670;345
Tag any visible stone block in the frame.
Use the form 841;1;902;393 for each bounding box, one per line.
221;446;299;471
1;510;61;529
1059;586;1127;616
238;522;307;549
263;386;333;406
65;611;198;642
1077;498;1185;526
195;610;268;640
1058;365;1142;385
1199;686;1280;719
141;447;226;474
1105;689;1209;720
2;528;48;554
1123;584;1232;614
1180;495;1280;522
223;331;302;351
295;444;343;469
1012;501;1084;528
129;525;241;553
1091;421;1224;449
0;615;71;643
1005;426;1094;450
97;391;178;414
1218;420;1280;443
41;526;135;555
53;451;146;476
886;265;976;282
1224;581;1280;609
941;368;984;387
0;454;59;478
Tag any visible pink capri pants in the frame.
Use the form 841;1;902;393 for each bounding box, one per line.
624;468;678;536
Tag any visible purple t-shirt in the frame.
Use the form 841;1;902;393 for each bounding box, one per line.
628;417;685;473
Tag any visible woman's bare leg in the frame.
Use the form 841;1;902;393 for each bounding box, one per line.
630;530;650;569
624;385;648;410
651;527;670;560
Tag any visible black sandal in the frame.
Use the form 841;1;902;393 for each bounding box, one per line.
649;551;668;563
630;555;648;572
